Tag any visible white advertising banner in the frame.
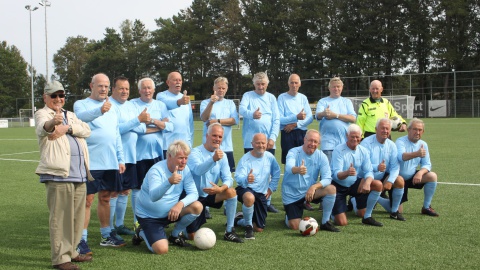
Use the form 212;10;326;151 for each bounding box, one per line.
428;100;447;117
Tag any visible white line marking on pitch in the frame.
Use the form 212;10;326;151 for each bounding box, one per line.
0;139;36;140
0;151;39;156
0;158;38;162
437;182;480;186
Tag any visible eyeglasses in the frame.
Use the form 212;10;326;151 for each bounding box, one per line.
50;93;65;98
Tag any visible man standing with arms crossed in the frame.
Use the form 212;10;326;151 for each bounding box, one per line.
74;73;126;252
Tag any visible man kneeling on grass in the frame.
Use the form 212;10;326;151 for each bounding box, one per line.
132;140;203;254
282;129;339;232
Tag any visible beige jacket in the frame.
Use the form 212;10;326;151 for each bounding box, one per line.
35;105;94;180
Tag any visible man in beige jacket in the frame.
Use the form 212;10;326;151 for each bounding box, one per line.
35;81;93;270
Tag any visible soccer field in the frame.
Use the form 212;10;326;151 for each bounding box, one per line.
0;118;479;269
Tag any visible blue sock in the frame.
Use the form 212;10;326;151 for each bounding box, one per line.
267;196;271;206
391;188;404;213
242;204;254;227
131;189;139;223
377;197;392;213
225;196;237;232
321;194;335;224
351;197;358;213
139;230;153;252
109;197;118;229
100;226;112;239
364;191;381;218
172;213;199;237
82;229;88;242
423;182;437;208
115;194;128;227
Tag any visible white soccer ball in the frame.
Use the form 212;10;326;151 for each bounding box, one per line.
299;217;319;236
194;227;216;250
390;116;402;131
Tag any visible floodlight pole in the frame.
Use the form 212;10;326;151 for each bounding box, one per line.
26;5;39;119
39;0;51;81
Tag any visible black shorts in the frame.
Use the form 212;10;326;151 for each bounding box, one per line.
331;179;368;215
225;151;235;172
280;129;306;164
235;186;268;229
284;196;323;220
87;170;122;195
135;156;162;189
120;163;137;190
136;216;174;247
400;170;425;204
186;195;224;233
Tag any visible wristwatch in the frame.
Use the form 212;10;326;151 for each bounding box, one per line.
67;125;72;134
336;114;339;119
217;119;221;124
150;119;155;124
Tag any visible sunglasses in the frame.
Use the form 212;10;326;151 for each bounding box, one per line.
50;93;65;98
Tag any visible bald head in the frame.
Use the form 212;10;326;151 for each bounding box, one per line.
369;80;384;99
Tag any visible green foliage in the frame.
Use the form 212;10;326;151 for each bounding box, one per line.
0;118;480;269
0;41;29;117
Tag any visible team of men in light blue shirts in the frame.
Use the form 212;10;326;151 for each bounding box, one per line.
75;72;439;255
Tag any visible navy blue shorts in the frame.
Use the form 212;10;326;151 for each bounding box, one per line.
331;179;368;215
121;163;137;190
225;151;235;172
284;197;323;220
87;170;122;195
280;129;306;164
187;195;224;233
136;216;174;246
235;186;268;229
400;170;425;204
244;148;275;156
136;157;162;189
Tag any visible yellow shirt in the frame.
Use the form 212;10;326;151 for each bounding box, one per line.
356;97;405;136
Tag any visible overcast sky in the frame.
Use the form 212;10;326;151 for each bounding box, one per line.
1;0;193;79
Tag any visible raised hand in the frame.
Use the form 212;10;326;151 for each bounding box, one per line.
298;159;307;175
180;90;190;105
247;169;255;183
210;94;218;103
348;163;356;176
101;96;111;114
169;165;182;184
138;107;151;123
53;108;63;125
213;148;224;161
378;160;386;172
418;144;426;158
253;107;262;119
297;108;306;120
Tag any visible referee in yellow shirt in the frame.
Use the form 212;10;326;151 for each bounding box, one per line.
357;80;407;138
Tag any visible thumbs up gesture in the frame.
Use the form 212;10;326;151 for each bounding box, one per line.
253;107;262;119
101;96;111;114
347;163;356;176
138;107;151;123
178;90;190;105
378;160;386;172
298;159;307;175
418;144;426;158
169;165;182;184
247;169;255;183
210;94;218;103
53;107;63;125
297;108;306;120
213;148;224;161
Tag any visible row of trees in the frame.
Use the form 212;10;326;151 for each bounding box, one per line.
2;0;480;117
